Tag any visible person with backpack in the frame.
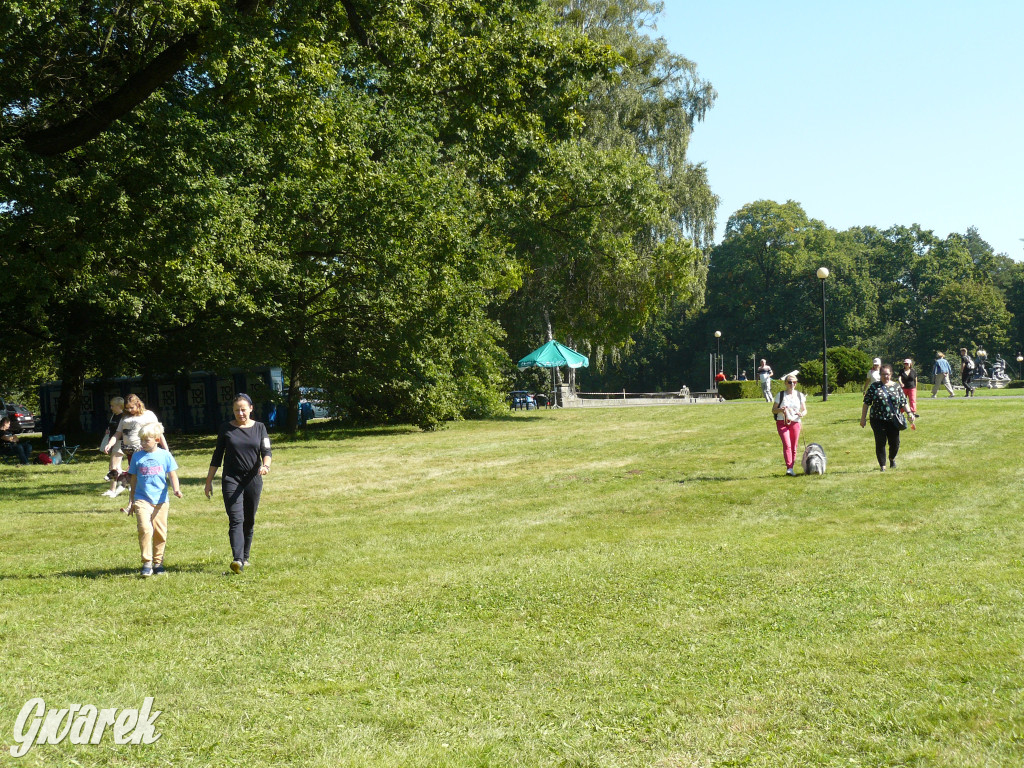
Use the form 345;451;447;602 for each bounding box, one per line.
771;372;807;476
959;348;976;397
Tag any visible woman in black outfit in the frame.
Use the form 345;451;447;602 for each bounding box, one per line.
205;394;272;573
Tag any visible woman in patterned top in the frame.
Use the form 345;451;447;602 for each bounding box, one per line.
860;364;916;471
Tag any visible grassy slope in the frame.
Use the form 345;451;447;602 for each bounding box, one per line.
1;393;1022;767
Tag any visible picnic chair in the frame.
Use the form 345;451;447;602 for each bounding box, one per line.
47;434;80;464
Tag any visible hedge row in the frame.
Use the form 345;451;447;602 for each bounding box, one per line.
717;380;865;400
717;379;1024;400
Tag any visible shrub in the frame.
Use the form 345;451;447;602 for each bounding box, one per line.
799;359;824;387
828;347;873;385
797;346;873;389
717;381;763;400
719;378;863;400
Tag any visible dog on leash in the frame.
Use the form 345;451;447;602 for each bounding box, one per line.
801;443;827;475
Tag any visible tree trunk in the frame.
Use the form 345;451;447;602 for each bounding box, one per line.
286;358;302;434
542;309;564;404
53;350;87;436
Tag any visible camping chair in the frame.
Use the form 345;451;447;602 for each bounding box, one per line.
47;434;80;464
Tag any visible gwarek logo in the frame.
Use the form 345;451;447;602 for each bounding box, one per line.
10;697;162;758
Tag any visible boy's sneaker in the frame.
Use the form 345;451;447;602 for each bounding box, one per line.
153;565;166;575
112;486;126;497
230;560;243;574
100;489;114;497
140;565;153;577
786;468;795;476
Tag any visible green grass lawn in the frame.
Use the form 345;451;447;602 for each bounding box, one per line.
2;393;1023;767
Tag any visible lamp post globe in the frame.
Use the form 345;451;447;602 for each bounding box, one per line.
817;268;829;400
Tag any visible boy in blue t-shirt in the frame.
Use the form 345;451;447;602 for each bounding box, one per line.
128;422;182;577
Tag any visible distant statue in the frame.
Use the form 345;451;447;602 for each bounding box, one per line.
974;349;989;378
991;355;1011;382
971;350;1011;388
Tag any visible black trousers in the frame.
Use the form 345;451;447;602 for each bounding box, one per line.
222;475;263;562
1;441;31;463
869;418;901;467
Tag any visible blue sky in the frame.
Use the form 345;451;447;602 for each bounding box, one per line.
657;1;1024;259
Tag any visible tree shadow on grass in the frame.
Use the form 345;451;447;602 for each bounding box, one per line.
9;476;210;509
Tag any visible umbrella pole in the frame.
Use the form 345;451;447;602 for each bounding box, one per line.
551;367;557;407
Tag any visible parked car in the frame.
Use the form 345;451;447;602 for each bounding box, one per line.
299;387;332;420
1;399;36;433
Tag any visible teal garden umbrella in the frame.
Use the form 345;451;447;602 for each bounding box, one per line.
517;340;589;406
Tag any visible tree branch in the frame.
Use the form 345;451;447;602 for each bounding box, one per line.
18;30;203;156
13;0;267;156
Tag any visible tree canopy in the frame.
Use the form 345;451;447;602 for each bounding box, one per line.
586;202;1022;392
1;0;721;430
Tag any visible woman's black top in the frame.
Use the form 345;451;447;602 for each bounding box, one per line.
898;368;917;388
211;421;271;480
106;411;123;434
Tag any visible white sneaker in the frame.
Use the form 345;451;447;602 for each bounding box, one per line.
786;468;795;476
111;486;126;497
100;489;114;497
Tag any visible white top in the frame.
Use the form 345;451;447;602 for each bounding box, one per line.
867;369;881;384
119;409;158;451
775;391;805;423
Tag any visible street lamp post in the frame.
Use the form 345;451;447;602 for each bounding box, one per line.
1017;354;1023;381
714;331;722;391
817;267;830;401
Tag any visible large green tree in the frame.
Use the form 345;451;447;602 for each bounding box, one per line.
1;0;622;430
701;200;875;372
496;0;717;360
919;280;1012;359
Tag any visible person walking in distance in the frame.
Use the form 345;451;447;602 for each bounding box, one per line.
100;396;126;497
959;348;976;397
756;359;774;403
898;358;919;417
864;357;882;392
205;393;272;574
931;352;955;397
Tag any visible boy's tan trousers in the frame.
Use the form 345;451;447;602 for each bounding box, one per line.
134;500;169;566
